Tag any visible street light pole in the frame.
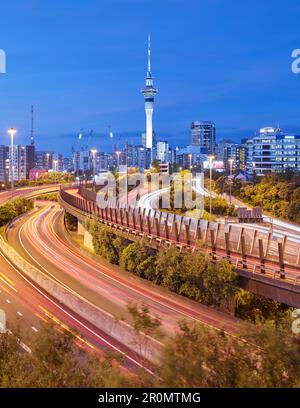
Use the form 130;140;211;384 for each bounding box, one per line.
8;128;16;194
208;155;215;220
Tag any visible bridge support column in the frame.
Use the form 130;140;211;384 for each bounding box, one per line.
258;239;265;274
265;232;272;258
185;224;190;246
125;211;130;228
241;235;247;269
278;242;285;279
174;222;180;242
147;216;151;234
164;220;169;240
77;219;85;236
251;230;257;255
225;232;231;262
139;214;143;232
155;218;160;237
237;227;244;252
204;221;209;242
210;229;217;261
132;211;136;230
194;219;202;241
77;220;94;253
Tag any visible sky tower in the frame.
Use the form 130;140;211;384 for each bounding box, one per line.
141;34;158;150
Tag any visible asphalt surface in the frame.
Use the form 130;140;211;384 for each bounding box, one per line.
8;202;239;338
0;189;148;372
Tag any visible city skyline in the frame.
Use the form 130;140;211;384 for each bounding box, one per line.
0;0;300;155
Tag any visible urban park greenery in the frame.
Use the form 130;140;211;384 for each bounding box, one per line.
0;197;33;227
213;171;300;223
84;218;291;321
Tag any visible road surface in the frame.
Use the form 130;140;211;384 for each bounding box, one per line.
0;189;148;372
8;202;238;338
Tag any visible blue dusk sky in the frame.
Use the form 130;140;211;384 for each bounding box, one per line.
0;0;300;155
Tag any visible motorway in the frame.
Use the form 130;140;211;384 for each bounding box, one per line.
0;189;151;372
0;185;59;204
137;179;300;259
7;202;238;340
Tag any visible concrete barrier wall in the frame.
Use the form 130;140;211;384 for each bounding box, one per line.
0;239;161;363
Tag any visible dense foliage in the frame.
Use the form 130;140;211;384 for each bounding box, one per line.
212;171;300;223
1;308;299;388
238;172;300;222
0;197;33;227
84;219;290;320
87;218;238;312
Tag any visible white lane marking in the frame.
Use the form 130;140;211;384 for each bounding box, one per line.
17;311;23;317
0;276;18;293
6;299;11;304
2;229;154;374
31;326;38;332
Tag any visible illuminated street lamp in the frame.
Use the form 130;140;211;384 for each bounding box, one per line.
8;128;16;193
228;158;234;204
208;155;215;220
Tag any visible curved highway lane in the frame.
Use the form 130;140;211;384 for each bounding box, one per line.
8;203;238;337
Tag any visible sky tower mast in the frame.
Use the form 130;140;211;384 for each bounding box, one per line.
141;34;158;150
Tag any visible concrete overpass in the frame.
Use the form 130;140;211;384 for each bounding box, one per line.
58;185;300;308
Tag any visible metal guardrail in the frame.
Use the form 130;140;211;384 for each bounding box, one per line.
58;186;300;287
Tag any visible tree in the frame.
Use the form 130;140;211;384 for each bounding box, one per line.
155;245;183;290
158;320;258;387
235;289;291;323
179;248;208;301
202;259;238;311
120;239;154;276
158;316;300;388
151;159;160;173
0;204;17;226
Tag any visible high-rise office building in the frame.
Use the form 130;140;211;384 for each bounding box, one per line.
9;145;27;182
26;145;35;178
246;127;300;176
63;157;73;172
156;141;169;163
52;153;63;172
0;145;8;182
223;143;241;172
35;151;53;170
141;35;158;150
191;121;216;153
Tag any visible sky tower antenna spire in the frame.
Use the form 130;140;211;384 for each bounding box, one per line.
148;34;151;73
